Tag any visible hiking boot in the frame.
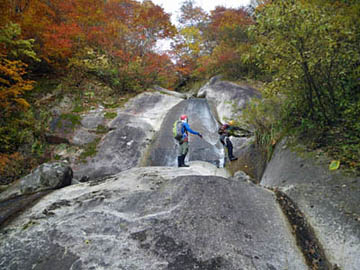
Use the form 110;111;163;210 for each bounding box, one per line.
179;155;190;167
229;156;238;161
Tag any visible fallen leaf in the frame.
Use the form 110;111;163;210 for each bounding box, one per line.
329;160;340;171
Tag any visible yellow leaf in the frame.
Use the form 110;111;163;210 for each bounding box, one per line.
329;160;340;171
14;98;30;108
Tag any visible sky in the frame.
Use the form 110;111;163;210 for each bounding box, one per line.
151;0;251;24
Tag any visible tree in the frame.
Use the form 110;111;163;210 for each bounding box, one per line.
0;23;39;177
248;0;360;170
178;0;208;27
172;3;256;86
0;23;38;115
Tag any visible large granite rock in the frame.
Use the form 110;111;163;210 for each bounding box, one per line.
72;92;182;180
0;166;307;270
261;139;360;270
197;76;261;122
0;162;72;202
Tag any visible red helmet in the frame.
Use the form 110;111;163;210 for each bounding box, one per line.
180;114;188;121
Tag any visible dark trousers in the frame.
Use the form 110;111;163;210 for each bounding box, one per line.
177;141;189;167
220;135;234;159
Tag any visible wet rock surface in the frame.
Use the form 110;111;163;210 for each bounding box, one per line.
0;191;50;229
0;167;307;270
276;191;334;270
261;139;360;270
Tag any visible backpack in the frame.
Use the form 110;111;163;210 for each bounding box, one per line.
173;120;183;141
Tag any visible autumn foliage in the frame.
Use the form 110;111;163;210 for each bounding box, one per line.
171;1;256;87
1;0;176;88
0;0;178;182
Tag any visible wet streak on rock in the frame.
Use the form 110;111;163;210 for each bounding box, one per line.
275;190;339;270
0;191;50;229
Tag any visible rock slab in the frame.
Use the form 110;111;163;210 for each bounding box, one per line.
0;167;307;270
261;139;360;270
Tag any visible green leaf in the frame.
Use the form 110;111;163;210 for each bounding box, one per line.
329;160;340;171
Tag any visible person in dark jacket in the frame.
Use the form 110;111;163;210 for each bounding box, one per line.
177;114;202;167
218;120;239;161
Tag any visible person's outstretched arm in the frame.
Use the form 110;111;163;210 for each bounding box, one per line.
183;122;200;136
230;126;253;137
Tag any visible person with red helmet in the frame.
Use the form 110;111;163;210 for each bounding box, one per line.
177;114;202;167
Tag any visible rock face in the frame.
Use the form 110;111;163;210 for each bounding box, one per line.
197;76;261;122
145;98;225;167
72;128;98;146
6;79;360;269
0;167;307;270
71;107;106;146
261;139;360;270
47;106;106;146
0;162;72;202
196;77;265;176
227;138;267;182
72;92;182;180
80;107;106;130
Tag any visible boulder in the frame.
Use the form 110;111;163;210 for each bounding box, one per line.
72;92;183;180
48;116;76;144
0;162;72;202
197;77;261;123
46;106;105;147
0;167;307;270
261;139;360;270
